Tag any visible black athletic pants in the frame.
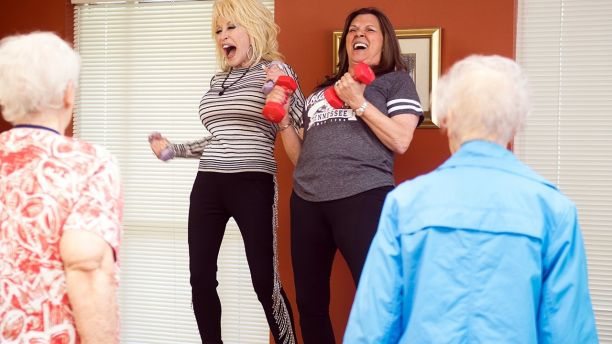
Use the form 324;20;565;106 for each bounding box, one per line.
188;172;296;344
290;186;393;344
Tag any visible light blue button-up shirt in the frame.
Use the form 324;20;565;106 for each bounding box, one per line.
344;140;598;344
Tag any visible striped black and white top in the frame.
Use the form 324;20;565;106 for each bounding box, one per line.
171;60;304;174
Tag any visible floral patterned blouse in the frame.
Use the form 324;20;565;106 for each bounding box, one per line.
0;127;123;344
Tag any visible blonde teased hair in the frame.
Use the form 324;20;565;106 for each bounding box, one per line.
212;0;283;71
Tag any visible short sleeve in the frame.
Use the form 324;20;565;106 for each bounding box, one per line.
63;148;123;255
385;71;424;120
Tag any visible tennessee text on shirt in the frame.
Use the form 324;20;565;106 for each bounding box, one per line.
306;91;358;130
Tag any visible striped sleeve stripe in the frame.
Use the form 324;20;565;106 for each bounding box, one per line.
387;98;423;114
387;98;420;106
389;104;423;113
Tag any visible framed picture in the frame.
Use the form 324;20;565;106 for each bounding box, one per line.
332;28;441;128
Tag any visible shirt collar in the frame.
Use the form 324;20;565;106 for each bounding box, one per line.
14;124;60;135
437;140;557;190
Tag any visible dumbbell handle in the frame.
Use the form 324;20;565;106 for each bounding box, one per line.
262;60;285;95
353;62;376;84
262;76;298;123
325;62;375;109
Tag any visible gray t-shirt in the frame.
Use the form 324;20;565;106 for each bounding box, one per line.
293;70;423;202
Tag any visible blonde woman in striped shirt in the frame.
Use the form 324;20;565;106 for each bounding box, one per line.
149;0;303;342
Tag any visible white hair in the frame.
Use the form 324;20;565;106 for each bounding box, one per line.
433;55;530;144
0;32;80;124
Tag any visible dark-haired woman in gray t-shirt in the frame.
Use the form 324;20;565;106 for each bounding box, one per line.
266;7;423;344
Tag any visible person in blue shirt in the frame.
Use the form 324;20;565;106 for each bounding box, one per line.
343;55;599;344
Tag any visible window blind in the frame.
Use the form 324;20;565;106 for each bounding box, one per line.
515;0;612;341
73;1;274;343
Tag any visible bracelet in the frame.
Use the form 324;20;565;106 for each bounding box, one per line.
278;119;293;131
354;101;368;117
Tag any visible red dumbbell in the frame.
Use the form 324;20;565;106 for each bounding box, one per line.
324;62;375;108
262;75;298;123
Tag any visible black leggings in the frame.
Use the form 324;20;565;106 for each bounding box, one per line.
188;172;296;344
290;186;392;344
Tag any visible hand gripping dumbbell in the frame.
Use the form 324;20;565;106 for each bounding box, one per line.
324;62;375;108
148;132;174;161
261;60;284;95
261;75;298;123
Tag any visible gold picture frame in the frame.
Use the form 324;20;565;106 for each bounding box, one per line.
332;28;441;128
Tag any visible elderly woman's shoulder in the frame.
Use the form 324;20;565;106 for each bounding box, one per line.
62;136;118;165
